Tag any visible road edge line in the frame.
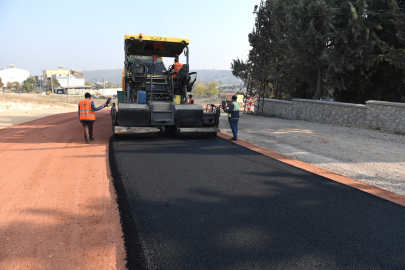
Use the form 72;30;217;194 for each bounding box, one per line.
218;132;405;207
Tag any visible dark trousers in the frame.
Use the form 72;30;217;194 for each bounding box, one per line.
81;121;94;141
229;121;238;139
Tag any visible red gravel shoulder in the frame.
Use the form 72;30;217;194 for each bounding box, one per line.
0;110;126;269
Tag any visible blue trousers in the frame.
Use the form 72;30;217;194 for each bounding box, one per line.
229;121;238;139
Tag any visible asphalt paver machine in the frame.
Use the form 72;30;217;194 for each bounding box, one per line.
111;34;220;136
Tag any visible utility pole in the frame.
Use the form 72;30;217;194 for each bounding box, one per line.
67;71;70;101
103;77;105;96
51;73;54;97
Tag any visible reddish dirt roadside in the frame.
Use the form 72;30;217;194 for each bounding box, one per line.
0;110;126;269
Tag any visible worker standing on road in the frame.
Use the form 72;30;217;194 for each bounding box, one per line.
188;94;194;104
78;93;107;144
222;95;240;141
173;58;183;78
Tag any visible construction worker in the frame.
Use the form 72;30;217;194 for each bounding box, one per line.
173;58;183;78
188;94;194;104
222;95;240;141
78;93;107;144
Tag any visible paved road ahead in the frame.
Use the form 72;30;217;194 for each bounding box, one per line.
110;136;405;270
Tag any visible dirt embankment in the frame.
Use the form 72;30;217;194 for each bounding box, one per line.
0;93;78;112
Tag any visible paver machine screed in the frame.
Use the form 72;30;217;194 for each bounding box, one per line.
110;34;221;136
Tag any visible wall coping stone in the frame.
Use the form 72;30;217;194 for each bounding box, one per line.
262;98;293;104
292;99;366;108
366;100;405;107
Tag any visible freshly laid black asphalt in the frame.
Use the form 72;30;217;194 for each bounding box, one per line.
109;136;405;270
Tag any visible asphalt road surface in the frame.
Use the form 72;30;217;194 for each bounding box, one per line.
110;136;405;270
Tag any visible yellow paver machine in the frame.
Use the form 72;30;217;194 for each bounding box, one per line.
110;34;220;136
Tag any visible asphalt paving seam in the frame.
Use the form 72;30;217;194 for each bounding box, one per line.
217;132;405;208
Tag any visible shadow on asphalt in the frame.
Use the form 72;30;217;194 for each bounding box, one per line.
110;135;405;270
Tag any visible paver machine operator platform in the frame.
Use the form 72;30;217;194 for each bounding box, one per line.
110;34;220;136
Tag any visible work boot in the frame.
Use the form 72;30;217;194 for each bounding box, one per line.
90;138;94;141
230;137;237;141
86;140;90;144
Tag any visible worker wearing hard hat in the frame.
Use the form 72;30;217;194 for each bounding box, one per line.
188;95;194;104
222;95;240;141
78;93;107;144
173;58;183;78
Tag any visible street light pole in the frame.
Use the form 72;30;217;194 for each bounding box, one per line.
51;73;54;97
67;70;70;101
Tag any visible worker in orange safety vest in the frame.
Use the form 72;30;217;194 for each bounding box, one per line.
188;94;194;104
173;58;183;78
78;93;107;144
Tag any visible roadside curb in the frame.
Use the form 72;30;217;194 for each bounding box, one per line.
218;132;405;208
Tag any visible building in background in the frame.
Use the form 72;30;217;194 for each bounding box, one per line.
43;65;91;93
0;64;30;86
34;76;44;87
54;72;85;88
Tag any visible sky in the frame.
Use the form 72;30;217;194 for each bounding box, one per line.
0;0;258;76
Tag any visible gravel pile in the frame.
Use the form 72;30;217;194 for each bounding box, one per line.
219;114;405;196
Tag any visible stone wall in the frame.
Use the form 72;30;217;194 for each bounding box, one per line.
293;99;367;127
256;98;405;133
260;99;295;120
366;101;405;133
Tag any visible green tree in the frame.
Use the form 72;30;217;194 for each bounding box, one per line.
53;79;60;88
22;77;36;92
6;82;13;90
332;0;405;103
85;81;92;86
104;81;113;88
233;0;405;103
47;79;60;91
14;81;21;92
194;83;206;97
232;1;309;100
0;77;3;89
10;81;22;92
206;80;219;97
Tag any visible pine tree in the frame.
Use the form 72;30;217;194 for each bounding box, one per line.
232;0;405;103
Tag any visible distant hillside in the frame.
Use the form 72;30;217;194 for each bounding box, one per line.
83;69;123;84
192;70;242;85
83;69;242;85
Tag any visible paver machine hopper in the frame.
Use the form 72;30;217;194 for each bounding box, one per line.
110;34;220;136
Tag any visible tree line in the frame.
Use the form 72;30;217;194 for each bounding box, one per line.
0;76;122;93
231;0;405;104
192;80;249;98
0;76;39;93
193;80;220;97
